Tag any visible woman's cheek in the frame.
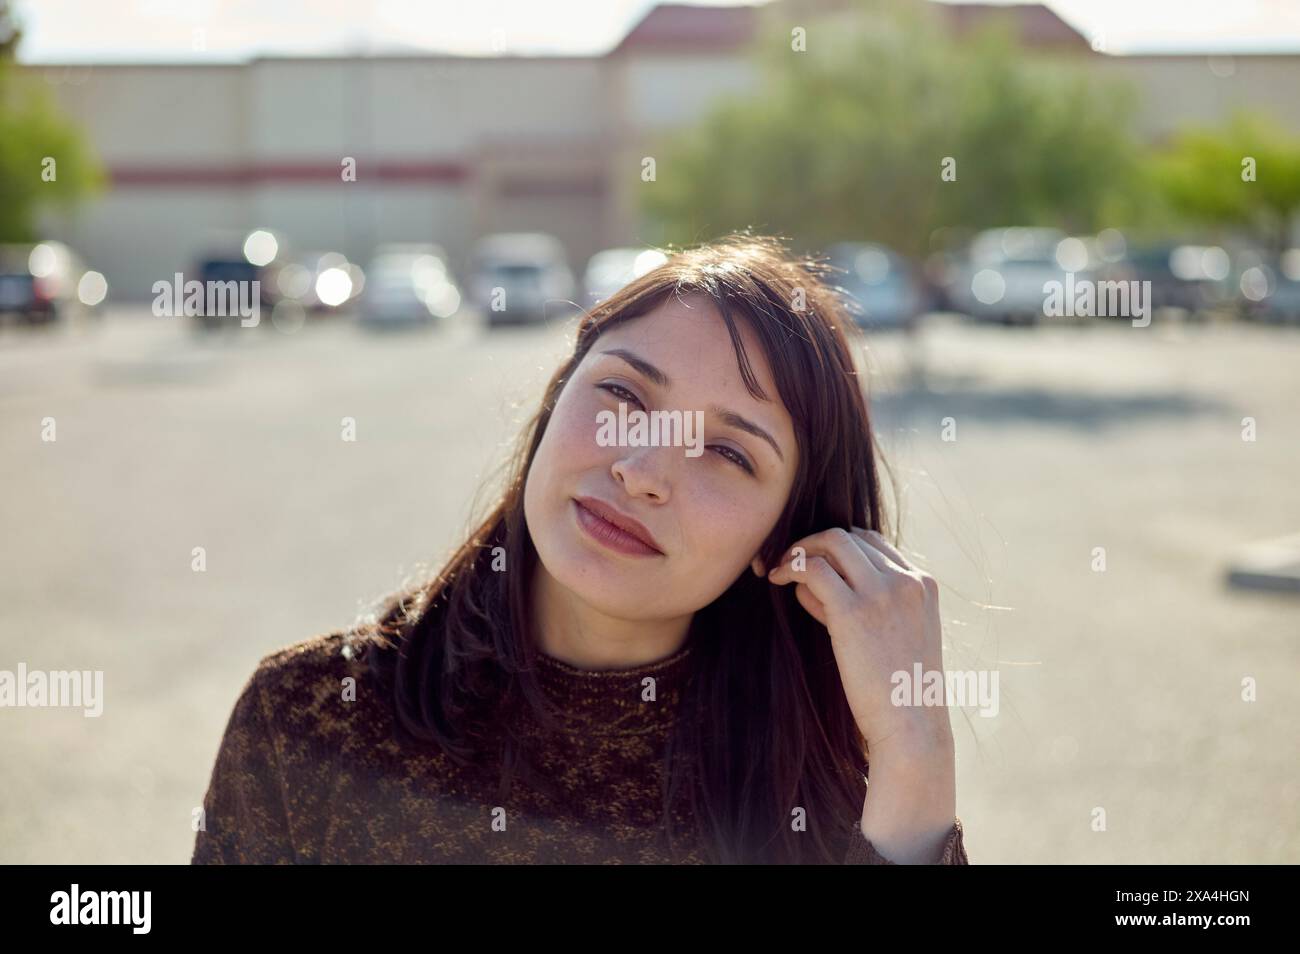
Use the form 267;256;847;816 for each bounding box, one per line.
559;394;609;460
687;486;767;564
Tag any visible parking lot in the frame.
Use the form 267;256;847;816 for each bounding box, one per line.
1;306;1297;863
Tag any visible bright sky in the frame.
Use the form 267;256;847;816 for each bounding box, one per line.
12;0;1300;62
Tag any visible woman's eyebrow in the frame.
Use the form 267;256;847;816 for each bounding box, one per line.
711;406;784;464
600;348;668;387
598;347;785;463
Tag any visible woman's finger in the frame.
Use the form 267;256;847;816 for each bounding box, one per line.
793;581;827;628
857;527;920;571
843;528;903;577
769;554;854;618
773;527;877;591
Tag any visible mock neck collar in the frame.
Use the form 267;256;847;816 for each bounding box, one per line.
526;641;695;736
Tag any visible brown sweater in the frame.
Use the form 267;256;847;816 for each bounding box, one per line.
192;629;968;864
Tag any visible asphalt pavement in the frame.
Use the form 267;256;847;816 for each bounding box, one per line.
1;306;1296;863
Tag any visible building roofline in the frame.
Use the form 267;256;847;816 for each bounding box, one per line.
16;1;1300;68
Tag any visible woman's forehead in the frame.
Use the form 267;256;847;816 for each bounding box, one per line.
597;295;771;382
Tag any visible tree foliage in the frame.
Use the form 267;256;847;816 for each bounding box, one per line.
1152;111;1300;253
0;1;104;242
641;0;1147;257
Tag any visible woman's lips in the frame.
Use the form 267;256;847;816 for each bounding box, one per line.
572;499;663;557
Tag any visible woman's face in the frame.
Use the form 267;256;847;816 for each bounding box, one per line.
523;292;799;623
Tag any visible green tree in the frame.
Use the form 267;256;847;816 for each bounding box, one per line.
940;28;1147;236
1152;111;1300;254
0;0;104;241
0;0;20;59
642;0;1147;257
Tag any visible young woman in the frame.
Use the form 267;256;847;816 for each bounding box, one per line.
192;234;968;865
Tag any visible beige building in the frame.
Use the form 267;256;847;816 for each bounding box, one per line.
26;1;1300;300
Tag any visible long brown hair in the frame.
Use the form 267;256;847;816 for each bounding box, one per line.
362;233;895;863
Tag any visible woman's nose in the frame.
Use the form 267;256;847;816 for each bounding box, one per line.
610;445;674;501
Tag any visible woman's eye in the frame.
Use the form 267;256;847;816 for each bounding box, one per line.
596;382;642;407
712;445;755;475
597;382;754;475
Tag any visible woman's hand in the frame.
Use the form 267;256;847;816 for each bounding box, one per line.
764;527;952;754
765;527;959;862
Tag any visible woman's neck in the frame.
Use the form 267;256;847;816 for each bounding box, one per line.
529;560;693;671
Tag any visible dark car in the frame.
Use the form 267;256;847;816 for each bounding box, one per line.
190;257;272;331
1106;244;1232;319
186;228;289;332
0;259;45;322
0;241;105;325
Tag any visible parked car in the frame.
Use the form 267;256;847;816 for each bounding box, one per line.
360;243;461;328
0;241;106;325
1233;249;1300;324
189;228;287;332
191;254;274;331
824;242;925;330
271;251;362;315
921;247;964;313
1103;243;1232;319
582;247;669;307
470;233;576;326
948;227;1073;325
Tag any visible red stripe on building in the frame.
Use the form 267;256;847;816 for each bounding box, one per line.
109;161;470;187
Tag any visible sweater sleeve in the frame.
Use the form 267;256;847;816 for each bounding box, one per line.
843;817;968;864
191;666;296;864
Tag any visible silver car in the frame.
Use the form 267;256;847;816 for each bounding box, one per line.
824;242;924;331
470;233;576;326
360;243;461;328
949;227;1076;326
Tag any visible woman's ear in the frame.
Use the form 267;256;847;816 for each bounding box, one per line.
751;555;767;577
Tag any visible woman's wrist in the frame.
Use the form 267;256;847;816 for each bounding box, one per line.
858;727;957;863
866;712;956;760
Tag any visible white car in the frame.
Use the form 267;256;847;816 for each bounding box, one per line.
582;247;669;307
950;227;1081;325
360;244;460;327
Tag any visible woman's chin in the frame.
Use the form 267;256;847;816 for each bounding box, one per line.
559;543;648;586
543;547;658;608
